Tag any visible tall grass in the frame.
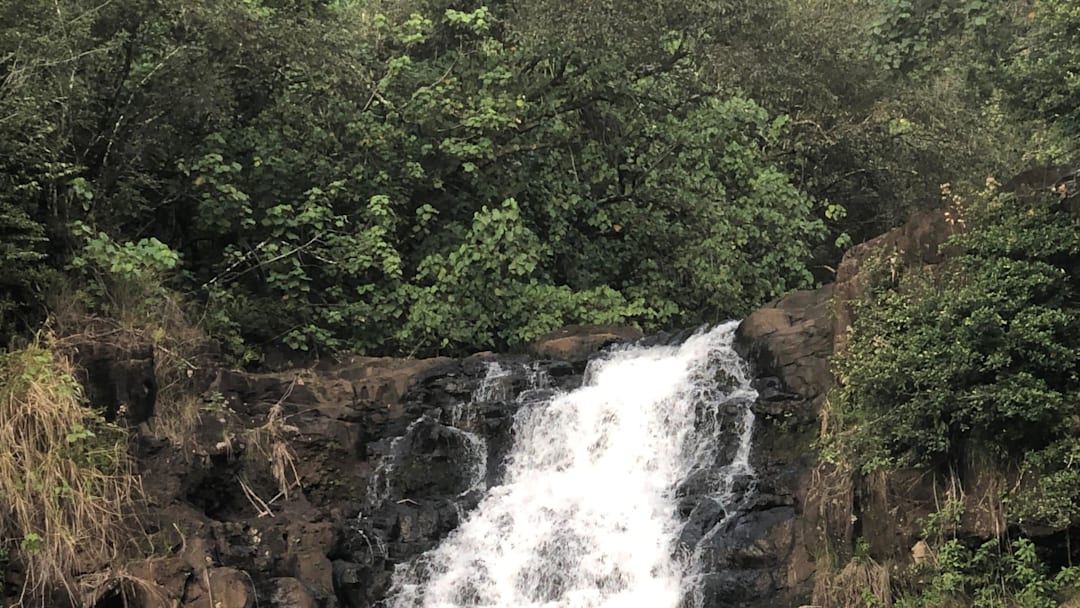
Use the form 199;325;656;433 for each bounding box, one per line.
0;340;141;603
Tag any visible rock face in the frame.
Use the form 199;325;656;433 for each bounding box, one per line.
529;324;643;362
336;354;583;607
14;335;596;607
37;308;836;608
717;206;983;606
72;339;158;424
720;285;835;607
832;208;959;352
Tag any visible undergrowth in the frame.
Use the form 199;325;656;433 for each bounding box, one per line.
0;340;141;603
815;182;1080;607
53;231;215;459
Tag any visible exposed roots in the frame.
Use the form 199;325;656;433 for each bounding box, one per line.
242;385;303;513
808;461;856;552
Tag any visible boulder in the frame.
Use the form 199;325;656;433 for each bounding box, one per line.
181;567;255;608
735;285;834;402
832;208;960;353
270;578;318;608
529;324;643;362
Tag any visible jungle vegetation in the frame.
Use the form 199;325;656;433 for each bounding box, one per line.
2;0;1080;604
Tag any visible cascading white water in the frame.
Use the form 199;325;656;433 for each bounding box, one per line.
386;322;757;608
472;362;514;403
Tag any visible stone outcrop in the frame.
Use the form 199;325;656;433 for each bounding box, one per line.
71;338;158;424
722;205;1008;606
126;353;506;608
529;324;643;362
7;328;612;608
832;208;960;352
720;285;835;607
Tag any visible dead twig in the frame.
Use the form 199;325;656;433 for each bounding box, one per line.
236;476;274;518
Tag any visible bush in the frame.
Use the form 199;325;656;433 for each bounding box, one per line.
0;340;140;600
824;182;1080;604
896;536;1080;608
828;184;1080;474
68;225;181;323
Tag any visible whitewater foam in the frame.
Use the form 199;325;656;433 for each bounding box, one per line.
386;322;756;608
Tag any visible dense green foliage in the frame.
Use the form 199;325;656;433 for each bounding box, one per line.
1008;0;1080;138
1;0;833;354
827;184;1080;605
831;184;1080;510
0;0;1075;357
897;536;1080;608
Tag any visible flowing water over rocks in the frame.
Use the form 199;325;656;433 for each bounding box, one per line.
75;319;823;608
369;322;759;608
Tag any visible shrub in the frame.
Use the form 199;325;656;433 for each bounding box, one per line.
0;340;140;601
68;225;181;323
828;184;1080;474
825;182;1080;604
895;537;1080;608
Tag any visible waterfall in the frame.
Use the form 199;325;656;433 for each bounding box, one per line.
385;322;757;608
472;361;514;403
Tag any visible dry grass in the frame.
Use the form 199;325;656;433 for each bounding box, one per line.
957;447;1006;539
808;461;856;552
76;566;169;607
814;398;856;540
812;557;894;608
49;286;214;461
0;340;142;603
242;397;303;513
147;393;205;456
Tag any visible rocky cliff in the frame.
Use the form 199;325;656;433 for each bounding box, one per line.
728;208;963;605
3;212;970;608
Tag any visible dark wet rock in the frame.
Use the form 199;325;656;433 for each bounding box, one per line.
633;325;706;349
751;376;799;403
712;506;797;570
401;355;578;422
745;490;796;510
42;314;813;608
677;499;727;551
693;507;799;607
698;569;783;606
270;577;319;608
726;283;835;608
40;307;830;608
72;340;158;424
677;469;713;498
333;558;388;608
374;416;485;499
728;474;756;497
